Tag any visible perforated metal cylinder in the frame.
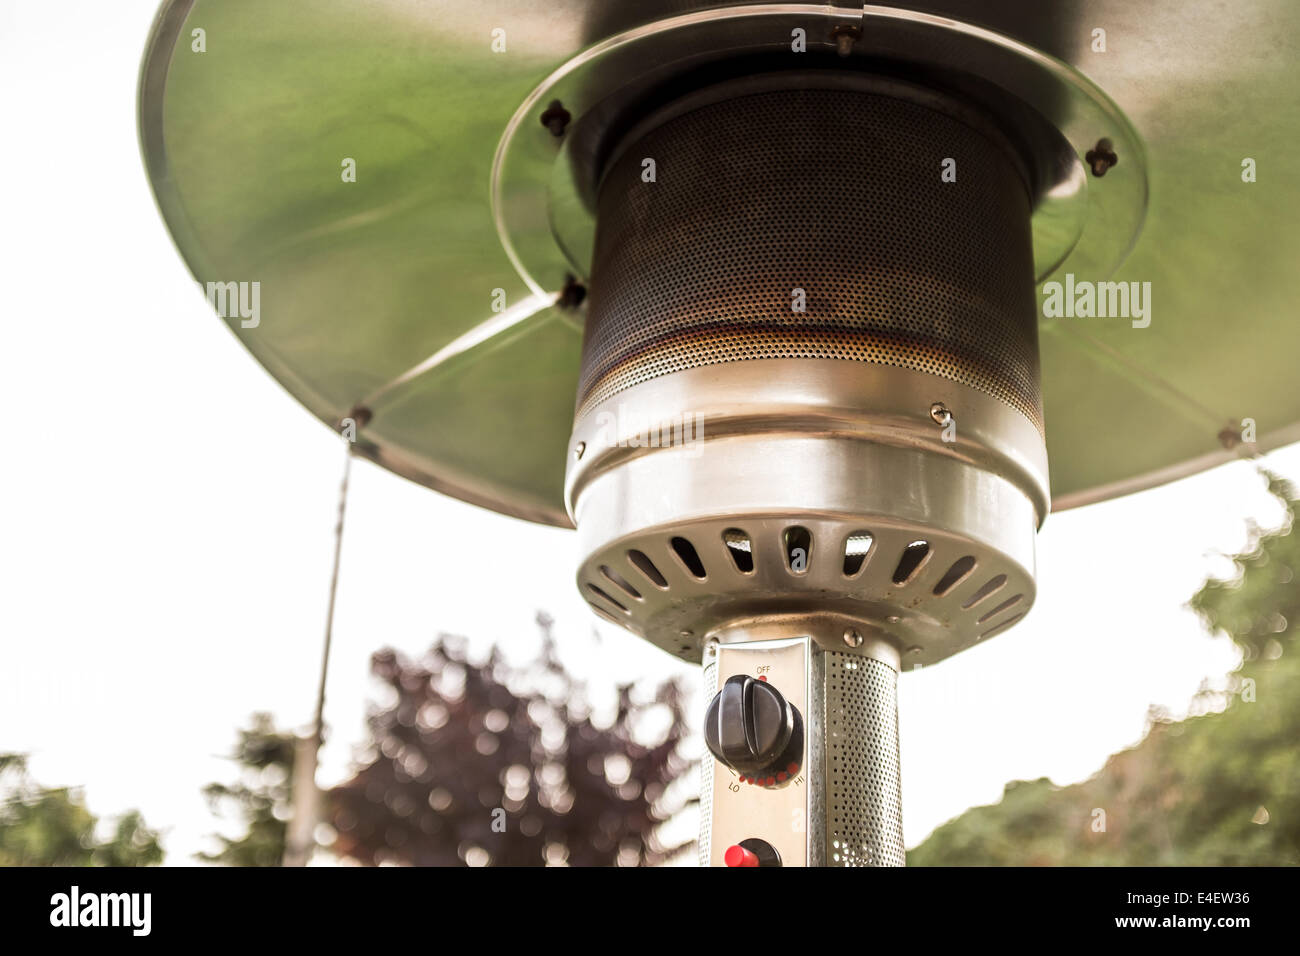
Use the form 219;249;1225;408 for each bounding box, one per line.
578;76;1041;432
824;650;904;866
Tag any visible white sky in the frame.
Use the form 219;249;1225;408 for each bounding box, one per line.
0;0;1289;863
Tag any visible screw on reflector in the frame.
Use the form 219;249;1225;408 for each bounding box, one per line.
829;25;861;58
540;99;571;138
558;273;586;310
1085;138;1118;177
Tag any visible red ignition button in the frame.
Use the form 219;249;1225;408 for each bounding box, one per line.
724;845;760;868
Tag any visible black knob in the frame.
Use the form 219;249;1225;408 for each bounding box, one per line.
704;675;803;786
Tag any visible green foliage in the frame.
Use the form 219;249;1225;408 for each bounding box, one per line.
0;754;163;866
197;713;297;866
911;471;1300;866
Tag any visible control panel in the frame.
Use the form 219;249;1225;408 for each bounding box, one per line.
703;637;817;866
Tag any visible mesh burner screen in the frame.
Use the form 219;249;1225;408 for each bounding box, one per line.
577;84;1041;431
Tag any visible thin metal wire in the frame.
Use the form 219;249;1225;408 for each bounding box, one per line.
284;439;353;866
314;441;352;754
355;292;558;411
1047;319;1227;426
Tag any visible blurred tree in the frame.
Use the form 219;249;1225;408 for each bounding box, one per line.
201;615;698;866
0;753;164;866
910;471;1300;865
197;713;297;866
327;613;697;866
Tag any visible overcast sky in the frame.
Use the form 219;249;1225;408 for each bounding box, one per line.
0;0;1290;863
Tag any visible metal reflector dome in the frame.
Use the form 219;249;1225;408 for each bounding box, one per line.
140;0;1300;529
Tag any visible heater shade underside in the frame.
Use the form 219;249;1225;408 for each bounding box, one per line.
140;0;1300;526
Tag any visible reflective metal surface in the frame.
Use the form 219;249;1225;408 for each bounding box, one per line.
141;1;1300;522
567;361;1043;664
701;635;903;867
704;639;815;867
496;5;1142;300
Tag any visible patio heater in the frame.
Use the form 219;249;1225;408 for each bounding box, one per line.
140;1;1300;865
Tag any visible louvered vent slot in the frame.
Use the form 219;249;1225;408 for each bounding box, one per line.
627;549;668;588
722;529;754;573
585;583;628;614
784;526;812;574
600;565;642;600
891;541;930;585
670;536;707;579
932;556;976;595
962;574;1008;610
843;532;873;576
